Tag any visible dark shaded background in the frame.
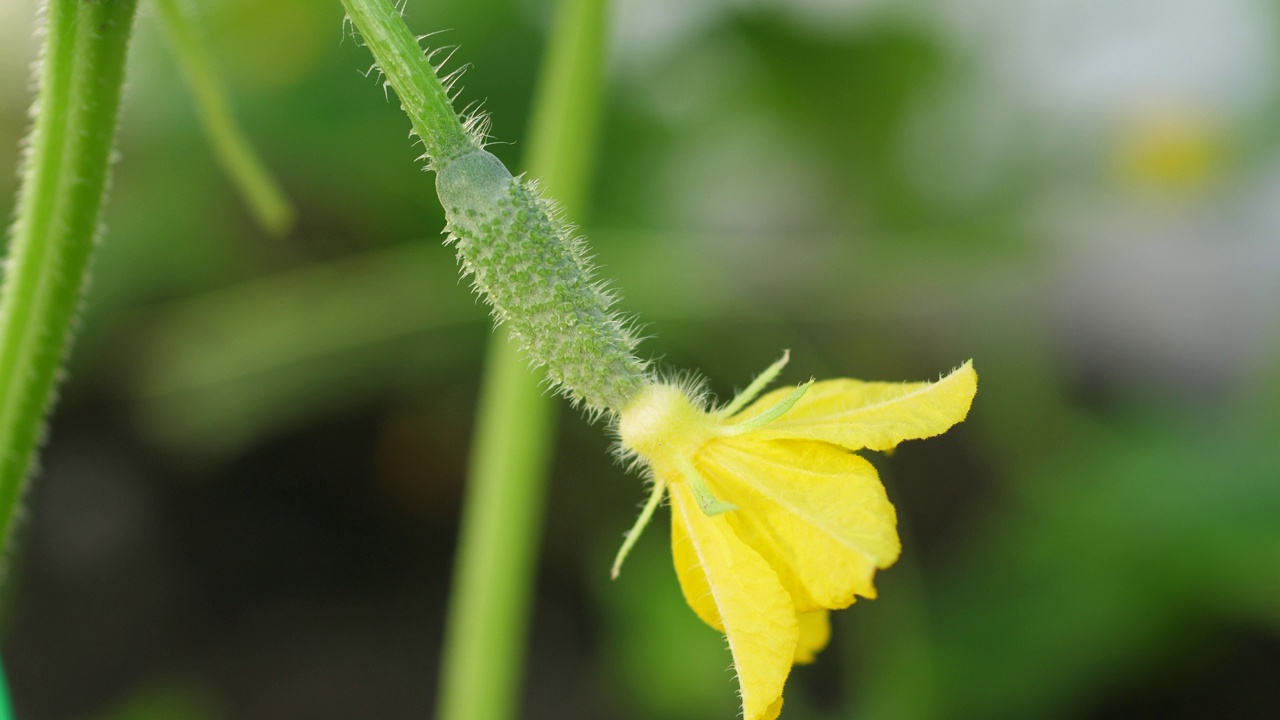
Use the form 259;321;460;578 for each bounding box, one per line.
1;0;1278;717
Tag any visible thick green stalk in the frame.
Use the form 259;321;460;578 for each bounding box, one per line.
0;658;9;720
436;337;556;720
0;0;139;563
0;661;8;717
437;0;608;717
152;0;295;236
339;0;610;714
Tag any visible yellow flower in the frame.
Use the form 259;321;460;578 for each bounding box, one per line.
613;354;977;720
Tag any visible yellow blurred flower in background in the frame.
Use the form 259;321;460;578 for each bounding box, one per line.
1112;107;1225;194
615;356;977;720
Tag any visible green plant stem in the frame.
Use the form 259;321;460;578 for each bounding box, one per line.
0;0;139;563
338;0;607;714
152;0;295;236
436;0;608;717
0;657;10;720
436;336;556;720
339;0;477;167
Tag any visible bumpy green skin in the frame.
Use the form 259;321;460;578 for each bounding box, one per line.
436;150;649;414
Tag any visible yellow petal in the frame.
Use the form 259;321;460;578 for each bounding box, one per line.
702;438;900;612
794;610;831;664
737;361;977;452
670;483;798;720
671;479;724;632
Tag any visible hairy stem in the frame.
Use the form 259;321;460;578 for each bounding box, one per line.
0;0;139;565
339;0;478;168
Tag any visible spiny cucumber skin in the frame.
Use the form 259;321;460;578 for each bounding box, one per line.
436;150;649;414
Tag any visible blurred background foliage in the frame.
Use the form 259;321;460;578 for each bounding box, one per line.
2;0;1279;717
